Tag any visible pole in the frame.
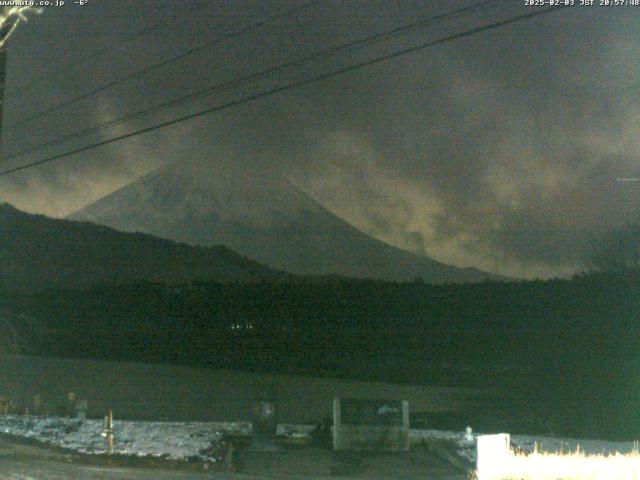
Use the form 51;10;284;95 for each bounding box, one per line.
104;409;113;456
0;46;7;155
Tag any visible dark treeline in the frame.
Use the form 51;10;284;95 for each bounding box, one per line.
2;270;640;438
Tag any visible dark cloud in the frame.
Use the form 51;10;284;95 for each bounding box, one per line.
1;0;639;277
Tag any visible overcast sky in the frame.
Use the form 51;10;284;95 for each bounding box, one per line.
0;0;638;279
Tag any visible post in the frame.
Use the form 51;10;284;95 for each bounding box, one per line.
224;440;234;471
104;409;114;456
0;46;7;153
76;399;88;421
332;397;341;451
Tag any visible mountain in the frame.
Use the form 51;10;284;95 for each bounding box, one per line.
69;156;499;284
0;203;285;290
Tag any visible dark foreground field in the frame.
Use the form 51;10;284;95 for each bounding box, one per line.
5;270;640;439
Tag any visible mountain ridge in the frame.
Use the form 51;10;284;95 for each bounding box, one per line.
68;155;501;284
0;202;287;291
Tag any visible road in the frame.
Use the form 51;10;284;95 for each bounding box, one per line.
0;436;467;480
0;438;228;480
0;457;229;480
0;458;467;480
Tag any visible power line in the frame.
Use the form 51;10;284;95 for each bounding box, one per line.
3;1;212;105
0;6;568;178
2;0;506;162
3;0;316;132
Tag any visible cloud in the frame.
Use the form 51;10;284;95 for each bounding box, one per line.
0;97;192;217
2;1;639;277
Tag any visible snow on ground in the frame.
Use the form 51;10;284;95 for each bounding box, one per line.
410;429;477;462
0;415;252;461
1;415;637;466
0;415;318;462
410;429;639;464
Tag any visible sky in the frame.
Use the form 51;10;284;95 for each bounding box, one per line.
0;0;638;279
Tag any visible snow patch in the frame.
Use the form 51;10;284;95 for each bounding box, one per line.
410;429;639;463
0;416;251;462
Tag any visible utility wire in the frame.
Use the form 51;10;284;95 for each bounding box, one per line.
0;6;568;178
2;0;506;162
3;0;316;132
4;1;212;104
